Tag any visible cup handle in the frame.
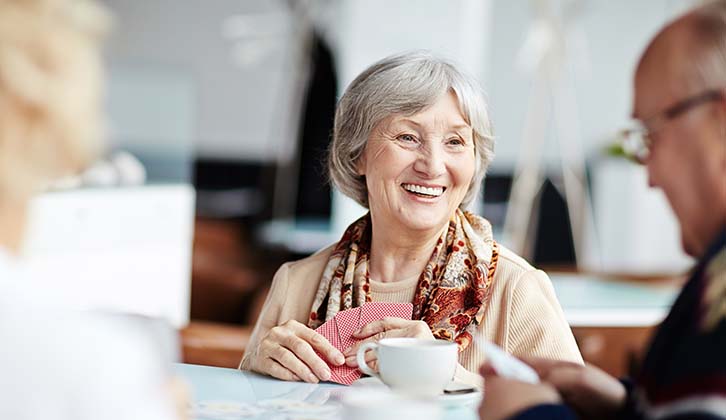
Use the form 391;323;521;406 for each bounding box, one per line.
356;342;379;378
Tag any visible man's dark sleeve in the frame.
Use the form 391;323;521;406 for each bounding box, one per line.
507;404;577;420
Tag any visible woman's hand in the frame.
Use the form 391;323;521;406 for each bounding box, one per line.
248;319;345;383
520;356;627;420
342;317;434;369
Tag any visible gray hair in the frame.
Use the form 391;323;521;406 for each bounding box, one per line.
685;0;726;91
328;51;495;209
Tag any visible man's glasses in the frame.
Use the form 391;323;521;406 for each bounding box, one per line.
617;89;725;163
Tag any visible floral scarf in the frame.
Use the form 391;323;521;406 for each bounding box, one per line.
308;209;499;351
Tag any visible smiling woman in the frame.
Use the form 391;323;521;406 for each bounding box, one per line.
361;91;476;236
240;51;583;387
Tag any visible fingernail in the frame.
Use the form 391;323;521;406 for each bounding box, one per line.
309;374;319;383
334;353;345;365
321;369;331;381
345;356;357;367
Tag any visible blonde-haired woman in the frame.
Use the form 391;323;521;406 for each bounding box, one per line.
0;1;180;418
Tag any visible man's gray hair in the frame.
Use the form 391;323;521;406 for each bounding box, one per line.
685;0;726;90
328;51;495;209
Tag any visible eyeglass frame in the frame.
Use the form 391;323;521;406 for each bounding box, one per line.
617;88;725;163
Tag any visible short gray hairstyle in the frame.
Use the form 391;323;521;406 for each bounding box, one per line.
328;51;495;209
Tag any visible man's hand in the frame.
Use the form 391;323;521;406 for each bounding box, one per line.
478;370;562;420
520;357;627;420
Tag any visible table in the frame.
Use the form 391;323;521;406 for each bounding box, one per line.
176;363;479;420
550;273;679;376
550;273;679;327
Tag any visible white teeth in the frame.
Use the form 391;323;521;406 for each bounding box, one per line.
402;183;444;197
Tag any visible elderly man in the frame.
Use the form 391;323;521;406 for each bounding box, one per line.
479;1;726;420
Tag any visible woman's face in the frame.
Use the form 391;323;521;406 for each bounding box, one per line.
358;91;476;234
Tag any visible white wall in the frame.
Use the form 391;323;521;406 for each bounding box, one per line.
486;0;678;171
327;0;695;273
334;0;491;89
330;0;493;233
102;0;686;167
102;0;299;161
100;0;697;272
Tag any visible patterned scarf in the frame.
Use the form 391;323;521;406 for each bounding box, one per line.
308;209;499;351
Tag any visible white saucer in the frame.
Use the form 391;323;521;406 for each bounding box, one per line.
351;377;482;409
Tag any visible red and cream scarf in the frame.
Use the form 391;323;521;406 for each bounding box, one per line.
308;209;499;351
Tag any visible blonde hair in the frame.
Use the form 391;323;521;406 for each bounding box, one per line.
328;51;495;209
0;0;109;200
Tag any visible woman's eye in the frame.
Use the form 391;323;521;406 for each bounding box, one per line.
396;134;418;143
447;137;465;146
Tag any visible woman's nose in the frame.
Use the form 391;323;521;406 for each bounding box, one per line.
413;143;446;178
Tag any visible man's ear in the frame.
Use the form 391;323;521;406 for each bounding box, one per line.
717;88;726;114
718;89;726;140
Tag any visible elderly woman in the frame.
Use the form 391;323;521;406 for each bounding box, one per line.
241;51;582;386
0;1;182;418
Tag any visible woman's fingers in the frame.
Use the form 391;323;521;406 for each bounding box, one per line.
343;330;390;360
264;357;303;382
343;326;412;365
345;318;432;361
271;321;338;382
357;351;379;372
270;344;320;383
292;322;345;366
344;346;378;368
284;335;332;382
255;321;335;383
352;317;410;339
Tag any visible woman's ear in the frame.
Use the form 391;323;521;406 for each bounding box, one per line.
355;150;367;176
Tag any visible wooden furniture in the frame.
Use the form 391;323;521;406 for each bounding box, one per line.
191;218;272;326
572;326;655;377
181;321;251;368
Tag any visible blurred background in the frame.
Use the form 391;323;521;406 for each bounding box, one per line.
21;0;701;377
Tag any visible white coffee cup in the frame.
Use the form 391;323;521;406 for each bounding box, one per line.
356;338;457;397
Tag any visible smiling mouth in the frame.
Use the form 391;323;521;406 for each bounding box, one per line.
401;183;446;198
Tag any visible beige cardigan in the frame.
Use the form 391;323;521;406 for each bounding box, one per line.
240;243;583;387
